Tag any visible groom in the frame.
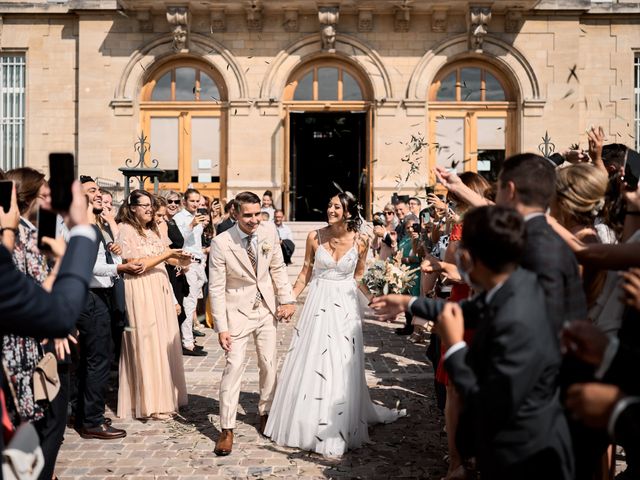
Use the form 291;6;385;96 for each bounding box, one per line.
209;192;296;456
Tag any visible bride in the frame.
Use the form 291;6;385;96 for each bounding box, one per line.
264;192;405;457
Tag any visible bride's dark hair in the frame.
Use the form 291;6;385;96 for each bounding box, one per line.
335;191;362;232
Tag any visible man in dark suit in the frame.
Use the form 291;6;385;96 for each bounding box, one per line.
563;303;640;478
0;180;98;461
393;199;409;241
71;177;128;440
566;382;639;479
371;206;573;480
216;199;237;235
492;154;587;330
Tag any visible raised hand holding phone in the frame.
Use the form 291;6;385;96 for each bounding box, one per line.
48;153;75;212
0;180;13;214
37;207;59;252
0;181;19;231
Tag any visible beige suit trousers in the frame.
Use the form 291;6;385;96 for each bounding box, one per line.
219;301;277;429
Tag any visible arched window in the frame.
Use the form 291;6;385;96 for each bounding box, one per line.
140;60;227;199
284;60;369;102
149;66;221;102
433;66;508;102
428;62;516;182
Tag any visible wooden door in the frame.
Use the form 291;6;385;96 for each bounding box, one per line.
142;109;225;200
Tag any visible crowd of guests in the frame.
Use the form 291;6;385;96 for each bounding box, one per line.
0;175;290;479
0;124;639;479
369;128;640;480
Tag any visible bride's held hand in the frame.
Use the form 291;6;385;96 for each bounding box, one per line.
276;304;296;322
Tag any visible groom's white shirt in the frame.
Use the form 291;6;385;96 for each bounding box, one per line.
208;222;294;334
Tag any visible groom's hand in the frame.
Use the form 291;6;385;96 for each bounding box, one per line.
276;304;296;322
218;332;232;352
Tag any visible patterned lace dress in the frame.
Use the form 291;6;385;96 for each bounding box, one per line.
3;218;50;423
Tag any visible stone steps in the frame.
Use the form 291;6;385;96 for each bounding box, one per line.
283;221;326;284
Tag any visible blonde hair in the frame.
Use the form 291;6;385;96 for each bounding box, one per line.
555;163;608;226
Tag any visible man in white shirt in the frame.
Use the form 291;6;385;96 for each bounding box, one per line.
173;188;208;356
74;177;141;440
273;209;294;265
273;209;292;242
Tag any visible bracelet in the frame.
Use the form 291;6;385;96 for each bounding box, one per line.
0;227;18;235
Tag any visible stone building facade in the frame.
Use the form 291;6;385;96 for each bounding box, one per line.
1;0;639;219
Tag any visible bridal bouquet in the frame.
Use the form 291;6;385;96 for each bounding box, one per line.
361;254;418;297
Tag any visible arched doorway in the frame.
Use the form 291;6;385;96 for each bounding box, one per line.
428;61;517;182
140;58;227;199
283;58;373;221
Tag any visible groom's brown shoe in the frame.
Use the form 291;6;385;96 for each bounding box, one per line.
214;429;233;456
259;414;268;436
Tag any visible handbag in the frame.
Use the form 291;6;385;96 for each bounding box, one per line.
2;423;44;480
1;364;44;480
32;352;60;403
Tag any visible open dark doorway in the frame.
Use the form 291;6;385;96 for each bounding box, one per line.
289;112;367;221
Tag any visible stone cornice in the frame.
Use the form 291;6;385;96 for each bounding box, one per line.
116;1;541;15
2;1;638;15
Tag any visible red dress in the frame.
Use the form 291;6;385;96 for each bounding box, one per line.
434;224;474;385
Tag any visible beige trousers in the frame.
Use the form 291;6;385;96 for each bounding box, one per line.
219;301;277;429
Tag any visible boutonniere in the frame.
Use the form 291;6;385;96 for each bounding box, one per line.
261;242;272;256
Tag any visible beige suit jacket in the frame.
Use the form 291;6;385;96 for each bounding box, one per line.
209;222;294;334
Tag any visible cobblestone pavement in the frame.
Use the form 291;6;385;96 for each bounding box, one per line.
56;310;448;479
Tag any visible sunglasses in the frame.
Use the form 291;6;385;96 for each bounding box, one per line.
167;199;180;205
384;211;394;215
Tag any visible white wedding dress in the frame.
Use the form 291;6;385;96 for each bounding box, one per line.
264;238;406;457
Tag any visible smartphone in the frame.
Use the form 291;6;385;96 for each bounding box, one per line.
425;185;435;196
49;153;76;212
411;223;422;234
0;180;12;213
197;207;208;215
37;208;58;251
623;149;640;191
421;210;431;224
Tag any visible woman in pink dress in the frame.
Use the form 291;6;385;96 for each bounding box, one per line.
115;190;190;420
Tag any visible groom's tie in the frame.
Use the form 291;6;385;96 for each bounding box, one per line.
246;235;257;273
246;235;262;308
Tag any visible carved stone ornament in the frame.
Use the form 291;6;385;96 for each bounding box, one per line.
394;7;410;33
166;7;190;52
358;9;373;32
469;6;491;52
284;10;299;32
137;11;153;33
432;10;447;33
246;3;263;32
505;11;523;33
210;9;226;32
318;7;339;53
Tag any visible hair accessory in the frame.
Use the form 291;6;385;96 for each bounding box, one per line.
591;198;605;217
